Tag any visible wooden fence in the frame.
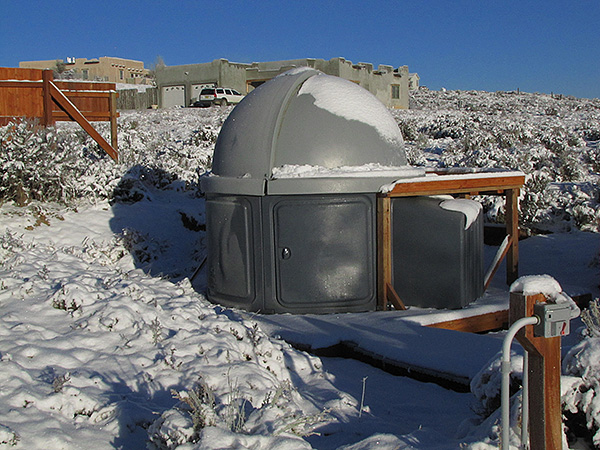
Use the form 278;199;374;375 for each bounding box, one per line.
0;67;119;161
117;87;158;110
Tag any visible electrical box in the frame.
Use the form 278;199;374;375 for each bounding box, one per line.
533;302;572;338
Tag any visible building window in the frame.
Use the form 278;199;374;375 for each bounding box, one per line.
82;69;89;80
391;84;400;99
119;70;124;80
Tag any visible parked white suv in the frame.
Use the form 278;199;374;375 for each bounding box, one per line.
194;87;244;107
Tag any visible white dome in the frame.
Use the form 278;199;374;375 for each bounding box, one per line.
205;68;422;195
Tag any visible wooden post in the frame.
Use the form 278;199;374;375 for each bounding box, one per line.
377;195;392;310
510;290;563;450
42;70;54;127
109;91;118;152
506;188;520;285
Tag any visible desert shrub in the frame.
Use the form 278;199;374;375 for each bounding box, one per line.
582;299;600;338
0;120;110;205
0;108;222;208
563;300;600;447
394;90;600;232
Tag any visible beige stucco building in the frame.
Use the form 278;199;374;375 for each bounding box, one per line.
409;73;420;91
156;57;417;109
19;56;151;85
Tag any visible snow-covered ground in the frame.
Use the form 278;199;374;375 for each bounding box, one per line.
1;89;599;449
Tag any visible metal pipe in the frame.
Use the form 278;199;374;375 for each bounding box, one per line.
521;352;529;449
501;316;539;450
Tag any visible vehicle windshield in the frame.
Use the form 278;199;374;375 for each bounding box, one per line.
200;89;215;95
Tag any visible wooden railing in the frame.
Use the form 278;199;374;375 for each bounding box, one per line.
0;68;119;161
377;169;526;313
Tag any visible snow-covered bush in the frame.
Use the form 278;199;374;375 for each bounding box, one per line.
563;312;600;447
469;352;524;418
0;424;19;446
0;227;352;449
0;107;226;207
582;299;600;337
2;90;598;231
395;89;600;232
0;119;112;205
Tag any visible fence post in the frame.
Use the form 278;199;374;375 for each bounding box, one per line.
505;188;520;285
42;70;54;127
109;91;118;151
509;290;562;450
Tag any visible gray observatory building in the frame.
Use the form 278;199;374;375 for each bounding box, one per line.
201;68;484;314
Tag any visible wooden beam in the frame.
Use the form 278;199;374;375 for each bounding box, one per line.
506;188;520;285
427;310;509;333
386;282;407;310
484;235;513;291
377;196;392;310
385;173;525;197
48;81;118;161
0;80;43;88
109;91;118;152
42;70;54;127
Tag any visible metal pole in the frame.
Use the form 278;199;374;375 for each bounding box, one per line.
521;352;529;449
501;316;539;450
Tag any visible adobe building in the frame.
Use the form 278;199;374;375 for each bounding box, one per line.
409;73;420;91
19;56;152;85
155;57;416;109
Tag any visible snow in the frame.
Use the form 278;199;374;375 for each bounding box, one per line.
276;67;315;78
510;274;564;296
1;88;599;449
298;73;404;146
0;195;358;449
271;163;424;179
510;275;581;320
439;199;482;229
378;170;525;193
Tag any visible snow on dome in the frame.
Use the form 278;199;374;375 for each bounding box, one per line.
439;199;482;230
271;163;425;179
275;66;315;77
298;73;404;146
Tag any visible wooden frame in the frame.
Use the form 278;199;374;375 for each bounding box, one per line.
377;170;525;312
0;68;119;161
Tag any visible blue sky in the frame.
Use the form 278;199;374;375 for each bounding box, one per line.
1;0;599;98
